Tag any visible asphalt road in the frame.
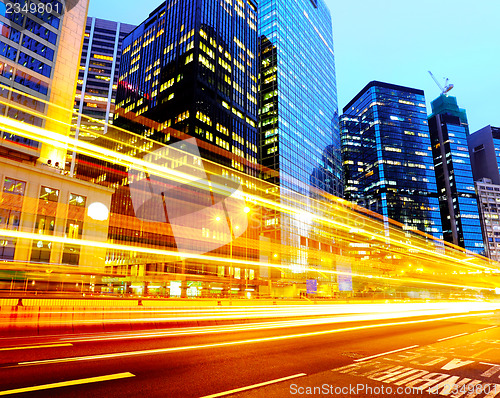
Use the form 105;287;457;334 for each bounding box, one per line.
0;310;499;397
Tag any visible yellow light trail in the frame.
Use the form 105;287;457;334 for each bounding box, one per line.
15;312;495;367
0;114;494;273
0;228;495;291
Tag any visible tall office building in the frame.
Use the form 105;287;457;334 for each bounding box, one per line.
475;178;500;261
114;0;259;174
72;17;135;142
341;81;442;238
258;0;341;197
468;125;500;184
257;0;341;296
90;0;261;296
0;0;89;166
428;95;483;254
468;125;500;260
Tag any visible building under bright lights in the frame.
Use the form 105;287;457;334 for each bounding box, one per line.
257;0;342;297
114;0;259;175
341;81;443;238
427;94;483;254
72;17;135;143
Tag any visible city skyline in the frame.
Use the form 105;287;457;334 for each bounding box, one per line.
88;0;500;136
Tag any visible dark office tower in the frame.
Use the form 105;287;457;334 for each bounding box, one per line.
341;81;442;238
72;18;135;142
468;125;500;184
114;0;259;174
258;0;341;196
428;95;483;254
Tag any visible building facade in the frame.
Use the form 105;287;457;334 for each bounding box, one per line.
428;95;483;254
258;0;341;197
0;0;89;166
468;125;500;184
114;0;259;174
475;178;500;261
72;17;135;144
341;81;442;238
257;0;341;296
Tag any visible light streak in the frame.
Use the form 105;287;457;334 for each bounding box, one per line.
14;312;494;367
0;228;495;291
0;113;494;271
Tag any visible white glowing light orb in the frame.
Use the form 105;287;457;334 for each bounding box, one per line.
88;202;109;221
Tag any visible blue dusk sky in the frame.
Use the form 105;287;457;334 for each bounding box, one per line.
88;0;500;134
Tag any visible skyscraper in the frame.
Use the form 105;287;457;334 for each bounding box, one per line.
258;0;341;197
73;17;135;142
468;125;500;184
341;81;442;238
468;125;500;260
257;0;341;295
428;95;483;254
475;178;500;261
114;0;259;174
0;0;89;166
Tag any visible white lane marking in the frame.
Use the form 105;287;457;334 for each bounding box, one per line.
353;345;419;362
478;325;497;332
199;373;307;398
0;344;72;351
15;312;493;368
480;362;499;366
437;332;468;342
0;372;135;396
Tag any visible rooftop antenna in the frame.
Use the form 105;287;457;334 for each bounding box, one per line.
428;71;454;95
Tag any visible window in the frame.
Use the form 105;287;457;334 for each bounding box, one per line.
69;194;86;207
39;186;59;202
0;209;20;259
66;220;83;239
62;245;80;265
3;178;26;195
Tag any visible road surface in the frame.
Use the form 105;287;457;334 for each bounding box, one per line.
0;310;499;397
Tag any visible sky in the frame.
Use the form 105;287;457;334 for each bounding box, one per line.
88;0;500;134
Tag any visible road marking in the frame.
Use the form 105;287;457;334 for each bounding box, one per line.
437;333;468;342
353;345;419;362
478;325;497;332
199;373;307;398
0;372;135;396
0;343;72;351
15;312;493;367
480;362;498;367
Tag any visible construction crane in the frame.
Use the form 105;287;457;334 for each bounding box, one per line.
428;71;454;95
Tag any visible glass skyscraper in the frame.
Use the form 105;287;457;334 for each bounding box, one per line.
114;0;259;174
258;0;341;293
259;0;341;196
428;95;483;254
341;81;442;238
